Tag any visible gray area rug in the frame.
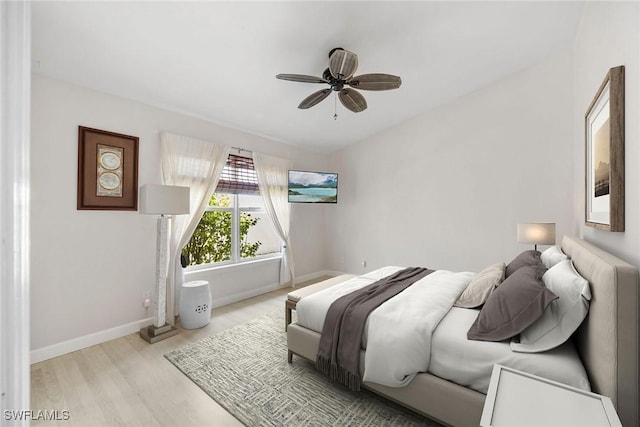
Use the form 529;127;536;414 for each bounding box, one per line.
165;311;443;426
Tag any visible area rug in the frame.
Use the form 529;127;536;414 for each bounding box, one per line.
165;311;443;426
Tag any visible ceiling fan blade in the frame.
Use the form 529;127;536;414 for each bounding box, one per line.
298;88;332;109
347;73;402;91
339;88;367;113
276;74;328;84
329;49;358;79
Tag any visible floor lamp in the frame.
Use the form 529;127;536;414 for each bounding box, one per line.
139;184;190;343
517;222;556;251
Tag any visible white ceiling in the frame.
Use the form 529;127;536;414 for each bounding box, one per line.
31;1;584;154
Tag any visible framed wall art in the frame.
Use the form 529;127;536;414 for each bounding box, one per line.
585;66;625;232
77;126;139;210
288;170;338;204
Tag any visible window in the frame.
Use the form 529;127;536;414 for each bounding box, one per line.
182;155;281;267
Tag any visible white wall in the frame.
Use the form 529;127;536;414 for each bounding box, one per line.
30;74;328;359
573;1;640;268
184;257;281;309
326;52;574;274
31;2;640;362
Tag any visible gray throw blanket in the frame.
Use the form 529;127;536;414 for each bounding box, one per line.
316;267;434;391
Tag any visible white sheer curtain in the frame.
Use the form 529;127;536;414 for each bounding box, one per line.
253;152;295;285
160;132;230;323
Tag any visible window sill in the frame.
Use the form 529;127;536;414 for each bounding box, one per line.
184;254;282;275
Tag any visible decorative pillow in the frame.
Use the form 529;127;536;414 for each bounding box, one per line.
505;250;542;278
467;265;558;342
511;260;591;353
455;263;505;308
541;246;569;269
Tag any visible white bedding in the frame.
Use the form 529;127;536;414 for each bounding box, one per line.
363;269;473;387
296;266;404;334
296;267;591;394
429;307;591;393
297;266;473;387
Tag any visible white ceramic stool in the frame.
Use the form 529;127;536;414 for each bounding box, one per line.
179;280;211;329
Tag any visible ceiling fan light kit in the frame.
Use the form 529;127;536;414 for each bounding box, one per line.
276;47;401;115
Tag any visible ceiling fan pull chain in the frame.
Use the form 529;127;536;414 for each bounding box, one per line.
334;92;338;120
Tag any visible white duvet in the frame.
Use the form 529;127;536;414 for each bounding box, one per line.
430;306;590;393
296;266;473;388
363;269;474;387
295;267;591;392
296;266;405;333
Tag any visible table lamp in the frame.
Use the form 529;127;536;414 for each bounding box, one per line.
517;223;556;251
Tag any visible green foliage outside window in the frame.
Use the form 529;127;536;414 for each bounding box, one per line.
182;194;262;266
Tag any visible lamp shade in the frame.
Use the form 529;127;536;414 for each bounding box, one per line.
139;184;190;215
517;223;556;245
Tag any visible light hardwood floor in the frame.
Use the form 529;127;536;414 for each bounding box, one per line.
30;278;329;427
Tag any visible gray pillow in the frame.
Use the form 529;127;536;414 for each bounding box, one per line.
467;265;558;342
505;250;542;277
454;263;505;308
511;260;591;353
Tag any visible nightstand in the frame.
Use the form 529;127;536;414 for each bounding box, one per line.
481;364;622;427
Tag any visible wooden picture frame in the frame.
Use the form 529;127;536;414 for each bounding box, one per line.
77;126;139;210
585;66;625;232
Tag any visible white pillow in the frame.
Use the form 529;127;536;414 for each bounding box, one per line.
540;245;568;269
510;260;591;353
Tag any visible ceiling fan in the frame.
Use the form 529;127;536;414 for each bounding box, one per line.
276;48;402;114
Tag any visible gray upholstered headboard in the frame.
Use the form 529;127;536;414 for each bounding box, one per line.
561;236;639;427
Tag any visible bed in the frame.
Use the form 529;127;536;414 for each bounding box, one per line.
286;236;639;427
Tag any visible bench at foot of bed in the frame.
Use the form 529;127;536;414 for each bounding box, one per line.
285;274;355;331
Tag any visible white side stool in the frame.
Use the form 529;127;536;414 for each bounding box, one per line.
179;280;212;329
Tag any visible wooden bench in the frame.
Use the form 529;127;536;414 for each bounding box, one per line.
285;274;355;331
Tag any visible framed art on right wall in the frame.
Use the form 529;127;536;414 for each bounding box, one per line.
585;65;625;232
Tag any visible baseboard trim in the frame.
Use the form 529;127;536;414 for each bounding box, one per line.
295;270;346;285
30;316;154;364
30;271;344;363
323;270;349;277
212;270;344;307
213;282;284;308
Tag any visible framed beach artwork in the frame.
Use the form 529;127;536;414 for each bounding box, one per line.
585;66;624;232
77;126;139;210
288;170;338;204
